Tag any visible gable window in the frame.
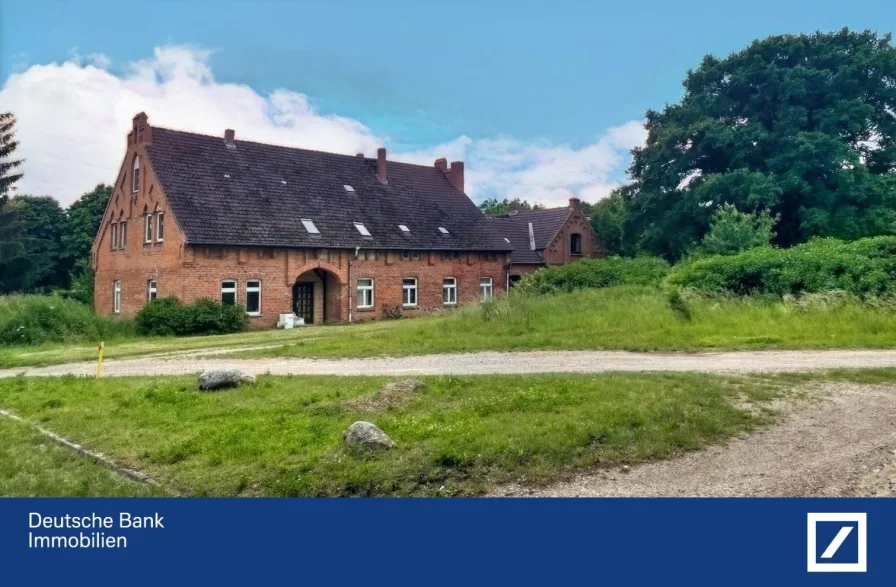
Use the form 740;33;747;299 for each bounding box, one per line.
443;277;457;305
156;210;165;242
479;277;493;302
570;233;582;255
113;281;122;314
119;221;127;249
147;280;157;302
357;278;374;309
245;280;261;315
144;211;153;243
221;280;237;305
132;156;140;193
402;277;418;307
301;219;319;234
110;223;118;250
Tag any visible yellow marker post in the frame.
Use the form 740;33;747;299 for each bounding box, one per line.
96;342;104;378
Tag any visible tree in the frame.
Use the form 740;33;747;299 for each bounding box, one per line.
587;187;635;256
626;29;896;259
0;112;26;291
0;112;23;200
479;198;543;216
0;196;66;292
62;183;112;302
697;204;776;256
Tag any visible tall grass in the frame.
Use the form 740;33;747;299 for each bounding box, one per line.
0;295;133;346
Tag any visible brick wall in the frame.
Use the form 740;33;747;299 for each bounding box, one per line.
541;209;605;266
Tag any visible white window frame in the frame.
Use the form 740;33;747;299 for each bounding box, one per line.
144;213;152;243
245;280;261;315
356;278;374;309
147;280;157;302
113;280;121;314
354;222;372;237
301;219;320;234
402;277;418;307
110;223;118;250
132;156;140;193
443;277;457;306
479;277;493;303
221;280;237;306
156;211;164;242
119;220;127;249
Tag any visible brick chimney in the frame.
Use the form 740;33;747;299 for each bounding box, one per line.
356;153;365;158
130;112;152;146
224;128;235;147
569;197;581;210
446;161;464;193
377;147;388;183
433;158;448;172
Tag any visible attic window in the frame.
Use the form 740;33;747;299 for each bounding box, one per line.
504;237;511;244
343;185;355;192
354;222;372;237
398;225;410;233
438;227;450;234
281;180;287;185
301;219;320;234
223;173;231;179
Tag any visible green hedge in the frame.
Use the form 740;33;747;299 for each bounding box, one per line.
0;295;133;346
514;257;670;295
135;297;248;336
666;236;896;296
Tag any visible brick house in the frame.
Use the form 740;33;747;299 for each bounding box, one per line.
489;199;604;285
92;113;512;327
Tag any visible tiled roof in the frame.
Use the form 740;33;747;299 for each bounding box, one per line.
488;207;573;264
145;127;511;251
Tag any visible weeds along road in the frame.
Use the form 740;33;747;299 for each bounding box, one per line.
6;349;896;378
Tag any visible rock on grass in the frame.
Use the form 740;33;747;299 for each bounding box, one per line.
344;421;397;450
198;369;256;391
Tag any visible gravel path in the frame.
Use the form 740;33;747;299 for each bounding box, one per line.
5;349;896;378
493;383;896;497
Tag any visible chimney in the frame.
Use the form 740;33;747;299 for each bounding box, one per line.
446;161;464;193
433;158;448;172
131;112;152;145
377;147;388;183
356;153;365;158
569;197;581;210
224;129;235;146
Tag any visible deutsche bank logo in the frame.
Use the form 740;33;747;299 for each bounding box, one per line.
807;513;867;573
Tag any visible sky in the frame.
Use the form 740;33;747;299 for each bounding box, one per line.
1;0;894;207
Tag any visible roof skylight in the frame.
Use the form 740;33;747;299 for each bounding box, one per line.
343;184;355;192
398;225;410;232
354;222;372;237
438;227;450;234
504;237;511;243
301;219;320;234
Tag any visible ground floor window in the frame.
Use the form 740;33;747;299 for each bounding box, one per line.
246;280;261;315
147;280;157;302
221;280;237;305
357;278;374;309
479;277;493;302
113;280;121;313
443;277;457;305
402;277;418;307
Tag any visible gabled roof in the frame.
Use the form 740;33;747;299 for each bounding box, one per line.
488;207;573;264
144;127;511;251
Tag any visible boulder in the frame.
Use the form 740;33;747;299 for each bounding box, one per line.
344;421;397;450
343;379;426;412
198;368;255;391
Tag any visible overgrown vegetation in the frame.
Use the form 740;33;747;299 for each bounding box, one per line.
135;297;248;336
513;257;670;295
0;295;133;346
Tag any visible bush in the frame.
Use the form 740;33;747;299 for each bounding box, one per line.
514;257;670;296
0;295;133;346
135;297;248;336
667;236;896;296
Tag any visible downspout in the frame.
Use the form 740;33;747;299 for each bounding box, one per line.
348;246;360;323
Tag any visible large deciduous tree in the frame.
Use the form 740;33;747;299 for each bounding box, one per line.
479;198;544;216
1;196;66;292
63;184;112;303
626;29;896;259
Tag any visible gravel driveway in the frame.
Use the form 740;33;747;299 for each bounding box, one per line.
5;349;896;378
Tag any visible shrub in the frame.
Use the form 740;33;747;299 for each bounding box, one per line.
514;256;670;296
667;236;896;296
0;295;133;346
135;297;247;336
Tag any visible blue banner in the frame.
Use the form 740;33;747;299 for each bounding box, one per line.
0;498;892;585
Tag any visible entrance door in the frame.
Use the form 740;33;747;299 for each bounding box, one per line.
293;283;314;324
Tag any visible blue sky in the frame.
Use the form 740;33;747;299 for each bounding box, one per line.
1;0;894;205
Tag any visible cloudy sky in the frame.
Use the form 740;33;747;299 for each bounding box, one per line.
1;0;890;207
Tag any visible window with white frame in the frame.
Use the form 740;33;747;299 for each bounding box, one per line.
113;280;122;314
132;156;140;193
357;278;374;309
221;280;237;305
402;277;417;307
147;280;157;302
354;222;372;237
119;221;127;249
110;223;118;250
443;277;457;305
245;280;261;315
156;210;165;242
301;219;320;234
144;212;152;243
479;277;493;302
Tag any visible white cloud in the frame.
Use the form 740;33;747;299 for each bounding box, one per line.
0;45;644;207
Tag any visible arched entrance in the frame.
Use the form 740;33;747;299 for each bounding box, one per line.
292;267;343;325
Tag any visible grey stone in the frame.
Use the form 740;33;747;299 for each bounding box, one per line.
380;379;426;395
344;421;397;450
198;368;254;391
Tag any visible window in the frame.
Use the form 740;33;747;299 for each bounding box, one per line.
357;278;374;309
144;212;152;243
221;280;237;305
110;223;118;250
156;211;165;242
438;227;449;234
147;280;157;302
301;219;320;234
343;184;355;192
570;233;582;255
402;278;418;307
443;277;457;305
113;281;121;314
119;221;127;249
441;251;460;261
398;224;410;233
132;156;140;193
354;222;372;237
479;277;493;302
245;280;261;315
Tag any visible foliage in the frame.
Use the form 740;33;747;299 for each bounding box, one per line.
667;236;896;296
625;29;896;259
0;112;23;199
0;295;133;346
513;256;670;295
62;183;112;294
135;297;248;336
0;196;68;292
479;197;544;216
697;203;777;256
585;188;634;256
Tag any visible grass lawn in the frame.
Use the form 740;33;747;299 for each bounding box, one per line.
0;371;808;497
0;416;165;497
